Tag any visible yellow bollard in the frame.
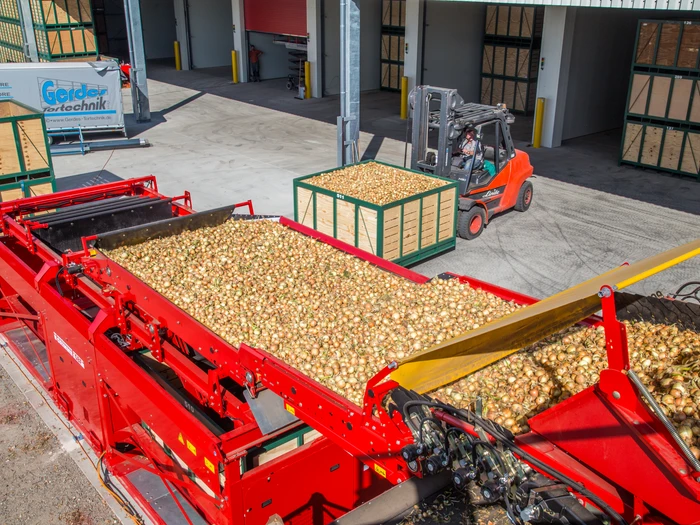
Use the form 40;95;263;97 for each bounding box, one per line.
304;61;311;98
232;50;239;84
400;76;408;119
174;41;181;71
533;97;545;148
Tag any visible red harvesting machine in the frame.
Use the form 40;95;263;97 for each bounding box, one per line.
0;176;699;525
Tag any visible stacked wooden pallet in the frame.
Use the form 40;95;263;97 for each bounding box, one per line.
480;5;543;115
30;0;97;60
621;20;700;180
0;100;55;202
0;0;27;62
0;0;97;62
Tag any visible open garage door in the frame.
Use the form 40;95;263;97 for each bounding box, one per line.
244;0;307;37
188;0;233;68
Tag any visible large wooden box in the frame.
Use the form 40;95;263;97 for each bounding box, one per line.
0;100;55;201
293;161;458;267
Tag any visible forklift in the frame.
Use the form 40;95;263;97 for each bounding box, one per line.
409;86;534;240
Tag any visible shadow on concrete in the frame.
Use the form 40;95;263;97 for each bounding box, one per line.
125;91;205;135
55;171;123;192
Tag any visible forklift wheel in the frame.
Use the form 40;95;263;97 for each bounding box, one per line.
514;181;533;212
458;207;485;240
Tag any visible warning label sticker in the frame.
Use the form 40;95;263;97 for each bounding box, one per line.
54;332;85;369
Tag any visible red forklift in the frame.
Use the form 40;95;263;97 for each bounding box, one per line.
410;86;534;239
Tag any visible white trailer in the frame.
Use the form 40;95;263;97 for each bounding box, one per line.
0;61;125;135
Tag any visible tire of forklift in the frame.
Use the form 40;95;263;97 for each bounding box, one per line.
458;207;485;240
514;180;533;212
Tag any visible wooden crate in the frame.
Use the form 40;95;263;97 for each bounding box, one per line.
0;100;53;181
35;25;97;57
30;0;93;26
485;5;543;39
0;0;20;21
634;20;700;70
293;161;459;267
620;122;700;179
627;72;700;124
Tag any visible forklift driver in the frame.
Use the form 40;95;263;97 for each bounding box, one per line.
457;129;484;172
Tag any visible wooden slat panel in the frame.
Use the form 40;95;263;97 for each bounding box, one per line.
357;206;378;255
296;187;314;227
402;200;420;256
315;193;334;236
482;45;493;75
514;83;527;112
622;123;644;163
636;22;659;65
521;7;534;38
647;76;671;118
660;129;684;171
420;194;438;249
485;5;497;35
508;7;521;37
668;78;692;121
383;206;401;260
496;6;509;37
480;77;492;105
335;200;356;246
628;74;651;115
681;132;700;175
438;189;455;242
27;181;54;197
640;126;663;167
505;47;517;77
656;23;680;67
516;48;530;79
678;25;700;69
690;82;700;123
492;78;504;105
493;46;505;76
17;120;49;172
0;122;20;176
503;81;516;109
0;187;23;202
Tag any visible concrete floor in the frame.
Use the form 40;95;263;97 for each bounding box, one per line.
53;64;700;299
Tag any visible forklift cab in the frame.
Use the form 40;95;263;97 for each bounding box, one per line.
450;120;514;196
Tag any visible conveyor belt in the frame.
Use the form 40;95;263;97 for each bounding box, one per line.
33;196;173;253
392;239;700;394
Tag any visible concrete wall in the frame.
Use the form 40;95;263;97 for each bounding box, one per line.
322;0;382;96
247;32;293;80
561;8;639;140
421;0;485;103
141;0;177;59
187;0;234;68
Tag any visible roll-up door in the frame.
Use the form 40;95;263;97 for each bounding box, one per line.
244;0;307;37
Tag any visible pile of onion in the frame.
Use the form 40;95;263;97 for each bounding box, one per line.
304;162;449;206
107;219;521;406
431;321;700;458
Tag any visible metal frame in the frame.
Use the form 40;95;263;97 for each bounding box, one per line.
337;0;360;166
122;0;149;122
1;178;699;524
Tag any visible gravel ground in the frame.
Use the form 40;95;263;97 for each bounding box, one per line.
0;366;118;525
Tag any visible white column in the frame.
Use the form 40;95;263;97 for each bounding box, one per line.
403;0;424;93
173;0;190;70
306;0;323;98
534;6;576;148
232;0;248;82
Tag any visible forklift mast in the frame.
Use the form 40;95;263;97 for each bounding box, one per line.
409;85;516;180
